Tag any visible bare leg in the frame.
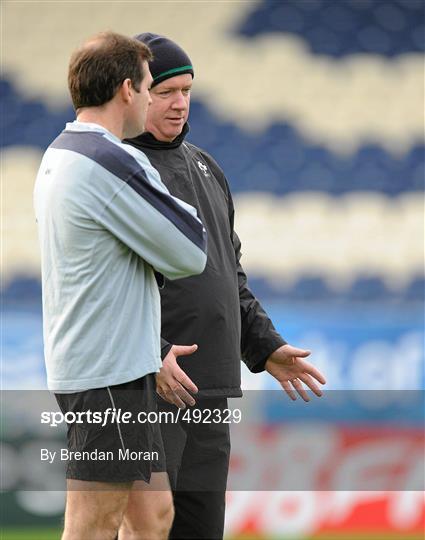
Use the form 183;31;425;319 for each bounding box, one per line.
62;479;132;540
119;472;173;540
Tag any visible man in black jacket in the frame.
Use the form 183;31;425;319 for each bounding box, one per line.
123;33;326;540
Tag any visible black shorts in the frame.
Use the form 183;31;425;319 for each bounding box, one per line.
55;374;165;484
157;397;230;539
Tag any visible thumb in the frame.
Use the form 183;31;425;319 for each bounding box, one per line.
285;346;311;358
173;344;198;357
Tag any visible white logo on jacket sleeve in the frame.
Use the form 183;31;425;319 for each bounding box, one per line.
197;160;210;177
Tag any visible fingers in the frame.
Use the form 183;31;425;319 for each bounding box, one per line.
173;382;196;408
159;378;196;408
283;378;315;402
281;380;297;401
167;384;194;408
272;348;325;401
156;386;174;406
170;359;198;396
158;345;199;408
159;390;185;409
291;378;310;402
300;360;326;385
157;382;194;408
298;373;323;397
176;370;198;395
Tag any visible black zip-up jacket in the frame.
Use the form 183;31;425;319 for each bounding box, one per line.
126;124;285;397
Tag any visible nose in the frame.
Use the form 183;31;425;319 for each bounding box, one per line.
171;91;187;110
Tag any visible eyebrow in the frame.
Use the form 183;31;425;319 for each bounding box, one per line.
157;84;193;91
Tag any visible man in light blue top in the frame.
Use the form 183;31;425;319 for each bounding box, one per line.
34;31;207;540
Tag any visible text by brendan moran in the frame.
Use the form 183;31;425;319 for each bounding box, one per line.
40;448;158;464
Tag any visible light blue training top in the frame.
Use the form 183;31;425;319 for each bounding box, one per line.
34;121;207;392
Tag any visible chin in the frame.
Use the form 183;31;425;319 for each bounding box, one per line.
169;127;183;138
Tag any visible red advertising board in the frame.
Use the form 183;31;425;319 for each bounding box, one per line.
225;426;425;536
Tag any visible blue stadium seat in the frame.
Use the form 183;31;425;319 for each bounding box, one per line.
346;277;391;301
404;277;425;301
237;0;425;57
2;277;42;306
1;78;74;149
2;79;423;196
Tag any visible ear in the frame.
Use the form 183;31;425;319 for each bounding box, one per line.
120;78;133;103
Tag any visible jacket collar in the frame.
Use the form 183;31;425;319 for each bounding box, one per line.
127;122;190;150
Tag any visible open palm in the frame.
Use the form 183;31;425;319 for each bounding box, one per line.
265;344;326;402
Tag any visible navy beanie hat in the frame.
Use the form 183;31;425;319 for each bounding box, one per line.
135;33;194;87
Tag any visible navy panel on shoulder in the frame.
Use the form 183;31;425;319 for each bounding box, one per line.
50;130;206;252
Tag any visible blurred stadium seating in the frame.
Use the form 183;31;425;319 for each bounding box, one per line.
2;0;424;302
1;0;424;538
238;0;425;56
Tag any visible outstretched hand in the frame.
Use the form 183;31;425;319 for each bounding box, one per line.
156;344;198;408
265;344;326;402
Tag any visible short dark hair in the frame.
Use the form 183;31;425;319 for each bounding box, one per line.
68;31;153;110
